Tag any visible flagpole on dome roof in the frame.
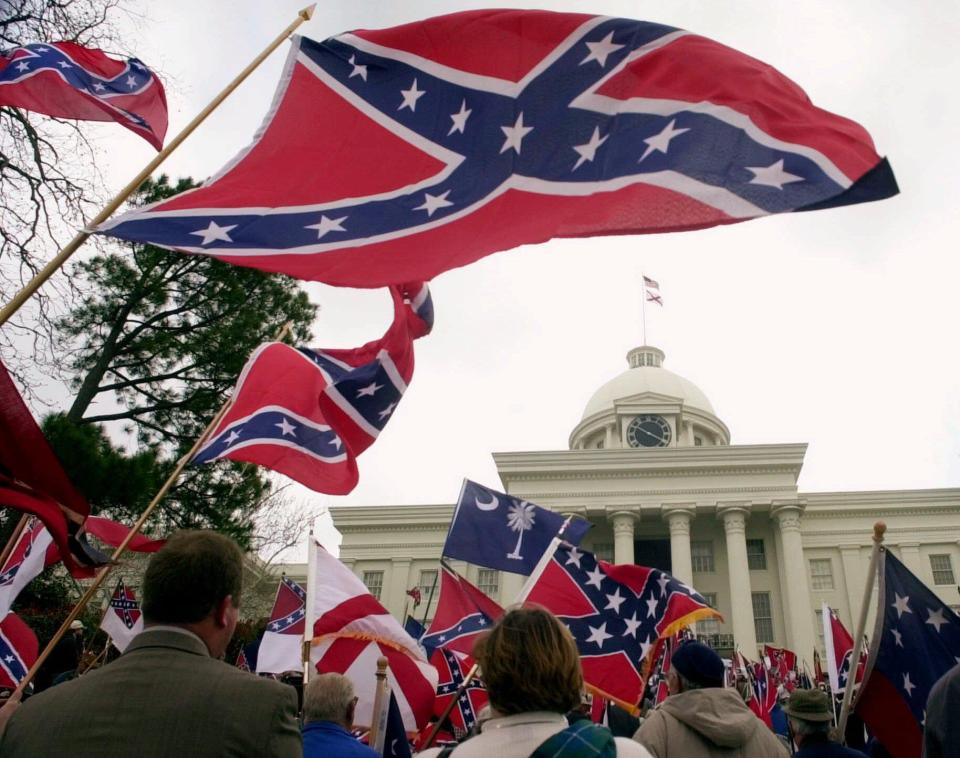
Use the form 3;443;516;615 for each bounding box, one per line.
0;4;316;328
836;521;886;741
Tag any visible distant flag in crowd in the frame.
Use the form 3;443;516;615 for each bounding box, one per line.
307;540;438;732
194;283;432;494
649;636;674;705
421;564;503;656
0;361;108;577
813;649;825;685
0;612;38;687
256;577;307;674
763;644;797;692
822;603;865;693
97;10;897;286
235;646;252;672
99;578;143;653
748;661;777;728
430;648;488;735
643;276;663;306
443;480;591;575
383;691;413;758
0;42;167;149
855;549;960;757
406;587;422;608
525;544;721;709
0;518;56;618
236;638;261;673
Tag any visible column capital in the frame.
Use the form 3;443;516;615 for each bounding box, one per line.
610;511;637;536
662;507;695;536
771;503;805;531
718;505;750;533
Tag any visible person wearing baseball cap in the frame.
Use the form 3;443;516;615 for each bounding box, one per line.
783;689;863;757
634;641;788;757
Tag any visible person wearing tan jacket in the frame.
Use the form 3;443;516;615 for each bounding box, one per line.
634;641;788;758
0;531;301;758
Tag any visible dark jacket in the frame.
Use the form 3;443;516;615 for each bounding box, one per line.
924;664;960;758
303;721;381;758
795;733;866;757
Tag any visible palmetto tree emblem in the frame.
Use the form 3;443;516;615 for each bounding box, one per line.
506;501;536;560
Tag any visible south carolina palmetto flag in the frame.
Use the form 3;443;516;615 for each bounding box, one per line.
306;540;438;732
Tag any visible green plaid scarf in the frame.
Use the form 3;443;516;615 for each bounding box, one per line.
529;721;617;758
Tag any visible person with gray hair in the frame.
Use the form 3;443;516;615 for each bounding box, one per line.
302;672;379;758
783;689;863;757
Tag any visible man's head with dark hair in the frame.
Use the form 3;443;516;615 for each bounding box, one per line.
141;530;243;658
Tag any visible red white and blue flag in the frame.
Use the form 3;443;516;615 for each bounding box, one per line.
257;576;307;674
430;648;488;734
100;578;143;653
822;603;865;694
763;644;797;692
855;549;960;758
748;660;777;728
421;564;503;657
0;518;56;618
193;282;432;494
525;544;721;709
97;10;896;287
0;41;167;149
0;612;38;688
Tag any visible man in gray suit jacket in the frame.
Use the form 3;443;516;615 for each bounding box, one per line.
0;530;301;757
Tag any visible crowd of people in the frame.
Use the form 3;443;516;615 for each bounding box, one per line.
0;530;956;757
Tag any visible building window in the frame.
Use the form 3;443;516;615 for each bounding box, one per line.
593;543;614;562
930;554;956;585
596;438;604;449
691;541;715;573
363;571;384;601
698;593;720;636
477;569;499;597
809;559;835;590
814;609;824;643
418;569;438;605
752;592;775;643
694;436;703;446
746;539;767;571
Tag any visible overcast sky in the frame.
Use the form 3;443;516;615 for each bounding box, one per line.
62;1;960;553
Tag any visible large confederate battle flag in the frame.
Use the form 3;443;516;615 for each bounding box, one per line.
193;283;432;494
421;564;503;657
0;612;38;688
97;10;897;286
0;42;167;149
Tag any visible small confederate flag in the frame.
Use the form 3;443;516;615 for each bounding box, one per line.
257;577;307;674
763;644;797;692
421;564;503;657
0;42;167;148
821;603;865;693
525;544;720;709
0;518;56;618
193;283;432;495
99;578;143;653
406;587;422;607
235;647;252;672
0;612;38;687
430;648;488;734
748;661;777;728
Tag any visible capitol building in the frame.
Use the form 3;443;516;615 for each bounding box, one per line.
285;344;960;661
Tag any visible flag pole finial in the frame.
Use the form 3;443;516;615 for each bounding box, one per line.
872;521;886;542
299;4;316;21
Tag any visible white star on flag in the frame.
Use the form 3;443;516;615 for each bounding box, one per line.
622;612;642;638
415;190;453;216
891;628;903;647
348;55;368;81
448;100;472;135
500;112;534;154
892;593;912;618
645;596;659;618
15;61;29;72
377;402;397;420
57;60;71;68
656;573;671;597
224;429;241;445
328;436;342;451
126;75;138;89
356;382;382;398
190;221;237;245
639;635;654;660
565;547;583;569
639;119;690;162
93;81;106;92
604;589;626;614
275;418;297;437
399;78;426;111
584;565;605;589
304;215;347;239
746;159;804;189
585;622;613;648
903;672;916;697
581;31;625;67
572;127;609;170
925;607;949;633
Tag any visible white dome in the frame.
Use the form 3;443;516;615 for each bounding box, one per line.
581;347;715;421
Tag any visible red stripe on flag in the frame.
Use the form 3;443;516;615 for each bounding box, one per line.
855;670;922;758
313;594;390;637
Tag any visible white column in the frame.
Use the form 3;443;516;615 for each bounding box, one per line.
388;557;412;618
664;507;694;584
720;506;758;655
772;505;816;660
839;544;866;623
611;512;636;565
604;422;616;449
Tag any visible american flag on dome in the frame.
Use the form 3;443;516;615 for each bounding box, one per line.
525;544;720;710
99;578;143;653
643;275;663;306
257;576;307;674
0;42;167;149
193;283;432;494
0;612;38;688
96;10;896;287
421;563;503;657
430;648;488;734
854;549;960;758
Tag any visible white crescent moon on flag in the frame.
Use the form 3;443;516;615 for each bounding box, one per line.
475;494;499;511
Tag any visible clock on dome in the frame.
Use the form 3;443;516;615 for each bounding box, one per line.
626;415;672;448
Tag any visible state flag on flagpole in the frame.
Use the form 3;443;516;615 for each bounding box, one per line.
0;518;56;618
99;578;143;653
257;577;307;674
643;275;663;306
421;564;503;656
0;42;167;148
97;10;896;287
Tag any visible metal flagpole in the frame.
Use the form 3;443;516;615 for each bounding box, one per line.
836;522;886;741
12;321;292;696
303;529;319;684
0;4;316;328
640;273;648;346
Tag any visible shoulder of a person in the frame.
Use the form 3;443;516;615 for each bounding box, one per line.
416;749;442;758
613;736;653;757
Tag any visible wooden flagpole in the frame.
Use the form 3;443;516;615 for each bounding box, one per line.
368;656;391;755
12;321;292;695
836;521;885;741
0;513;30;570
0;4;316;328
